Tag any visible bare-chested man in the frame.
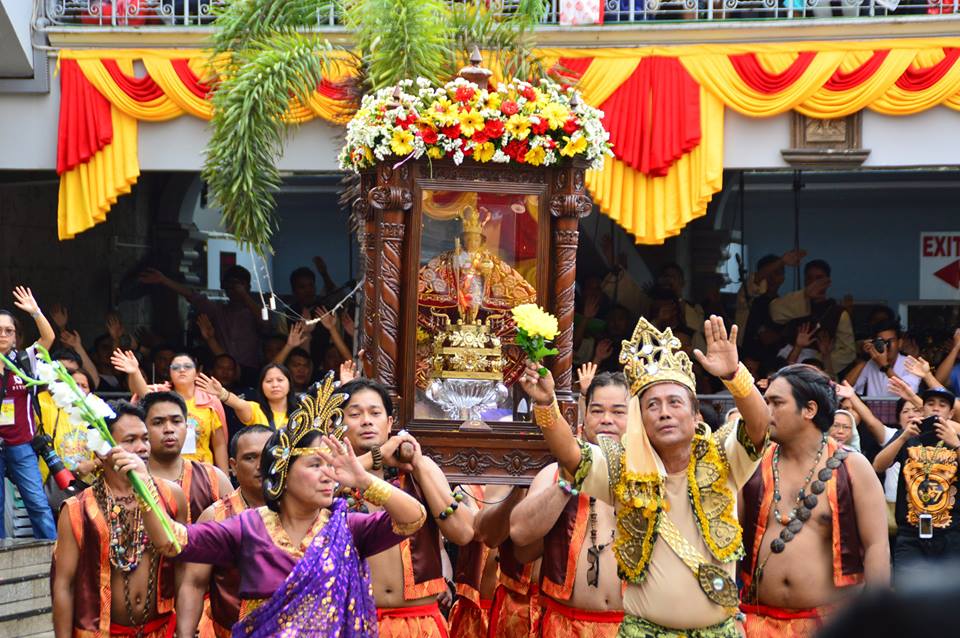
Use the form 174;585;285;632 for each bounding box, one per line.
340;378;476;637
51;401;187;638
175;425;273;638
447;485;499;638
141;392;233;523
740;364;889;637
510;372;629;638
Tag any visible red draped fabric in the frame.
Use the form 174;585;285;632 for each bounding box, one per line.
171;59;212;99
57;59;113;175
824;50;890;91
896;48;960;90
730;51;817;94
600;57;701;177
100;59;166;102
555;57;595;86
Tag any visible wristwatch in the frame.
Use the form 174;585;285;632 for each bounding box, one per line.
880;365;891;373
370;444;383;471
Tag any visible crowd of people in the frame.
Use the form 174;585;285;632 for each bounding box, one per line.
1;246;960;638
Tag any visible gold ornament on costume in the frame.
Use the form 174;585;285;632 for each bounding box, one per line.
264;371;348;500
904;445;958;529
619;317;695;397
461;205;487;236
431;317;504;381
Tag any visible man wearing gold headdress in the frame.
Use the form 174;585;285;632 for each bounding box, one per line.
417;205;537;387
519;316;771;637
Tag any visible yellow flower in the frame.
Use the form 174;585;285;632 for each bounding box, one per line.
472;142;495;163
427;146;444;159
541;103;570;130
428;97;458;126
362;146;373;163
390;129;415;156
484;92;502;111
459;110;485;137
511;303;559;340
505;114;531;140
560;134;587;157
524;145;546;166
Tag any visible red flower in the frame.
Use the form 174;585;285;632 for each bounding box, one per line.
504;139;529;162
420;127;438;144
441;124;462;139
531;118;549;135
521;86;537;101
547;138;557;149
394;113;417;129
455;86;476;103
484;119;505;139
501;100;519;116
563;118;580;134
472;130;489;145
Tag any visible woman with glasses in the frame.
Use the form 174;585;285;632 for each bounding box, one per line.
198;363;297;430
114;350;229;471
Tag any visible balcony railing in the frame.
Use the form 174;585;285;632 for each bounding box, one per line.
38;0;960;28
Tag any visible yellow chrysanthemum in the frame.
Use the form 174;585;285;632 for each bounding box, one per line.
459;110;485;136
511;303;559;340
472;142;496;163
484;92;502;111
427;146;444;159
428;97;458;126
505;114;531;140
390;129;415;156
560;134;587;157
524;145;546;166
541;103;570;130
362;146;374;163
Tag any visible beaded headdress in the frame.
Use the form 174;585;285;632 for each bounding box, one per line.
263;371;348;500
460;205;489;235
619;317;695;397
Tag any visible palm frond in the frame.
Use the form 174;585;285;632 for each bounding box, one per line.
447;0;548;82
212;0;335;61
203;32;337;251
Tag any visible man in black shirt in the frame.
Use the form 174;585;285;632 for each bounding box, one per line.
874;387;960;578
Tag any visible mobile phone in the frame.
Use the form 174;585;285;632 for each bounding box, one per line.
919;416;939;435
919;514;933;539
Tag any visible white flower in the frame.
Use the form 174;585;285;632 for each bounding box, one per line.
35;360;59;385
85;428;113;456
86;394;116;421
49;381;76;409
65;404;86;423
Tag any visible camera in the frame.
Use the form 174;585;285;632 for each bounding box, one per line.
32;433;76;490
871;337;887;354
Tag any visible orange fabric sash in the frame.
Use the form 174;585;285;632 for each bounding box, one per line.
377;601;449;638
740;603;822;620
541;596;625;623
108;612;176;637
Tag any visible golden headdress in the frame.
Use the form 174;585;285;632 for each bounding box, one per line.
460;205;489;235
619;317;695;397
263;371;348;500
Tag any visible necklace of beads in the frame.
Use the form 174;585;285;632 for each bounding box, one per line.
93;480;149;572
771;434;826;527
586;497;615;588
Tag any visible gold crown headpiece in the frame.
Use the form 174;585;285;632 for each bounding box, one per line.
265;370;348;499
461;205;489;235
619;317;695;397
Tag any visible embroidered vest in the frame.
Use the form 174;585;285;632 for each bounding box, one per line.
600;425;743;585
739;441;864;593
453;486;489;605
394;474;447;600
539;493;589;601
57;482;178;637
180;460;221;523
208;489;247;633
497;539;532;595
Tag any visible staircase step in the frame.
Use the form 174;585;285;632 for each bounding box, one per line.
0;594;51;619
0;562;49;582
0;570;47;603
0;540;54;571
0;607;52;637
21;633;54;638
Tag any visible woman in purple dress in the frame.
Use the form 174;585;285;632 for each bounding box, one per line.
113;377;427;638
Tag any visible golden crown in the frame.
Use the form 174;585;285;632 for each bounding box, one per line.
619;317;695;397
461;205;488;235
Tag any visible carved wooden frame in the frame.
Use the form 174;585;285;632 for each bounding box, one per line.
353;158;591;484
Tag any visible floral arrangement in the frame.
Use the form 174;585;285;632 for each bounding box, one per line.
339;76;611;172
0;345;180;550
511;303;559;376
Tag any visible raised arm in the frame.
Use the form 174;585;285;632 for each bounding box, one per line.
873;421;918;473
693;315;768;449
139;268;195;300
316;309;353;362
111;349;150;398
197;314;225;356
836;381;887;446
903;356;940;391
510;464;569;548
935;329;960;386
403;436;475;545
13;286;54;351
474;484;525;549
517;362;582;475
272;322;310;365
59;329;100;389
196;373;254;424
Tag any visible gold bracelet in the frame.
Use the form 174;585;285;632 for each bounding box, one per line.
391;504;427;537
362;476;393;507
721;363;755;399
135;477;163;512
532;399;563;431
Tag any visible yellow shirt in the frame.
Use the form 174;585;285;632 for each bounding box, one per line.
242;401;289;429
184;397;223;465
37;392;96;483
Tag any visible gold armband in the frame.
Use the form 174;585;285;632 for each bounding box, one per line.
532;399;563;430
135;477;163;512
362;476;393;507
721;363;755;399
391;504;427;537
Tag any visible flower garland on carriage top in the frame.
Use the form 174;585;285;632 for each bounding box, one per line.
339;76;612;172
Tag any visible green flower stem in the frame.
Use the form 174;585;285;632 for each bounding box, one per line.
515;328;558;376
0;346;181;552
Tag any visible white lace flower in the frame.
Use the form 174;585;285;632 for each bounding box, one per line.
86;394;116;421
34;360;59;385
85;428;113;456
49;381;75;409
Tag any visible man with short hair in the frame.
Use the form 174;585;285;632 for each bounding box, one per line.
845;320;920;397
874;387;960;578
339;378;476;637
176;425;273;638
770;259;855;374
739;364;889;636
51;401;187;638
521;316;770;637
510;372;630;638
141;391;232;523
